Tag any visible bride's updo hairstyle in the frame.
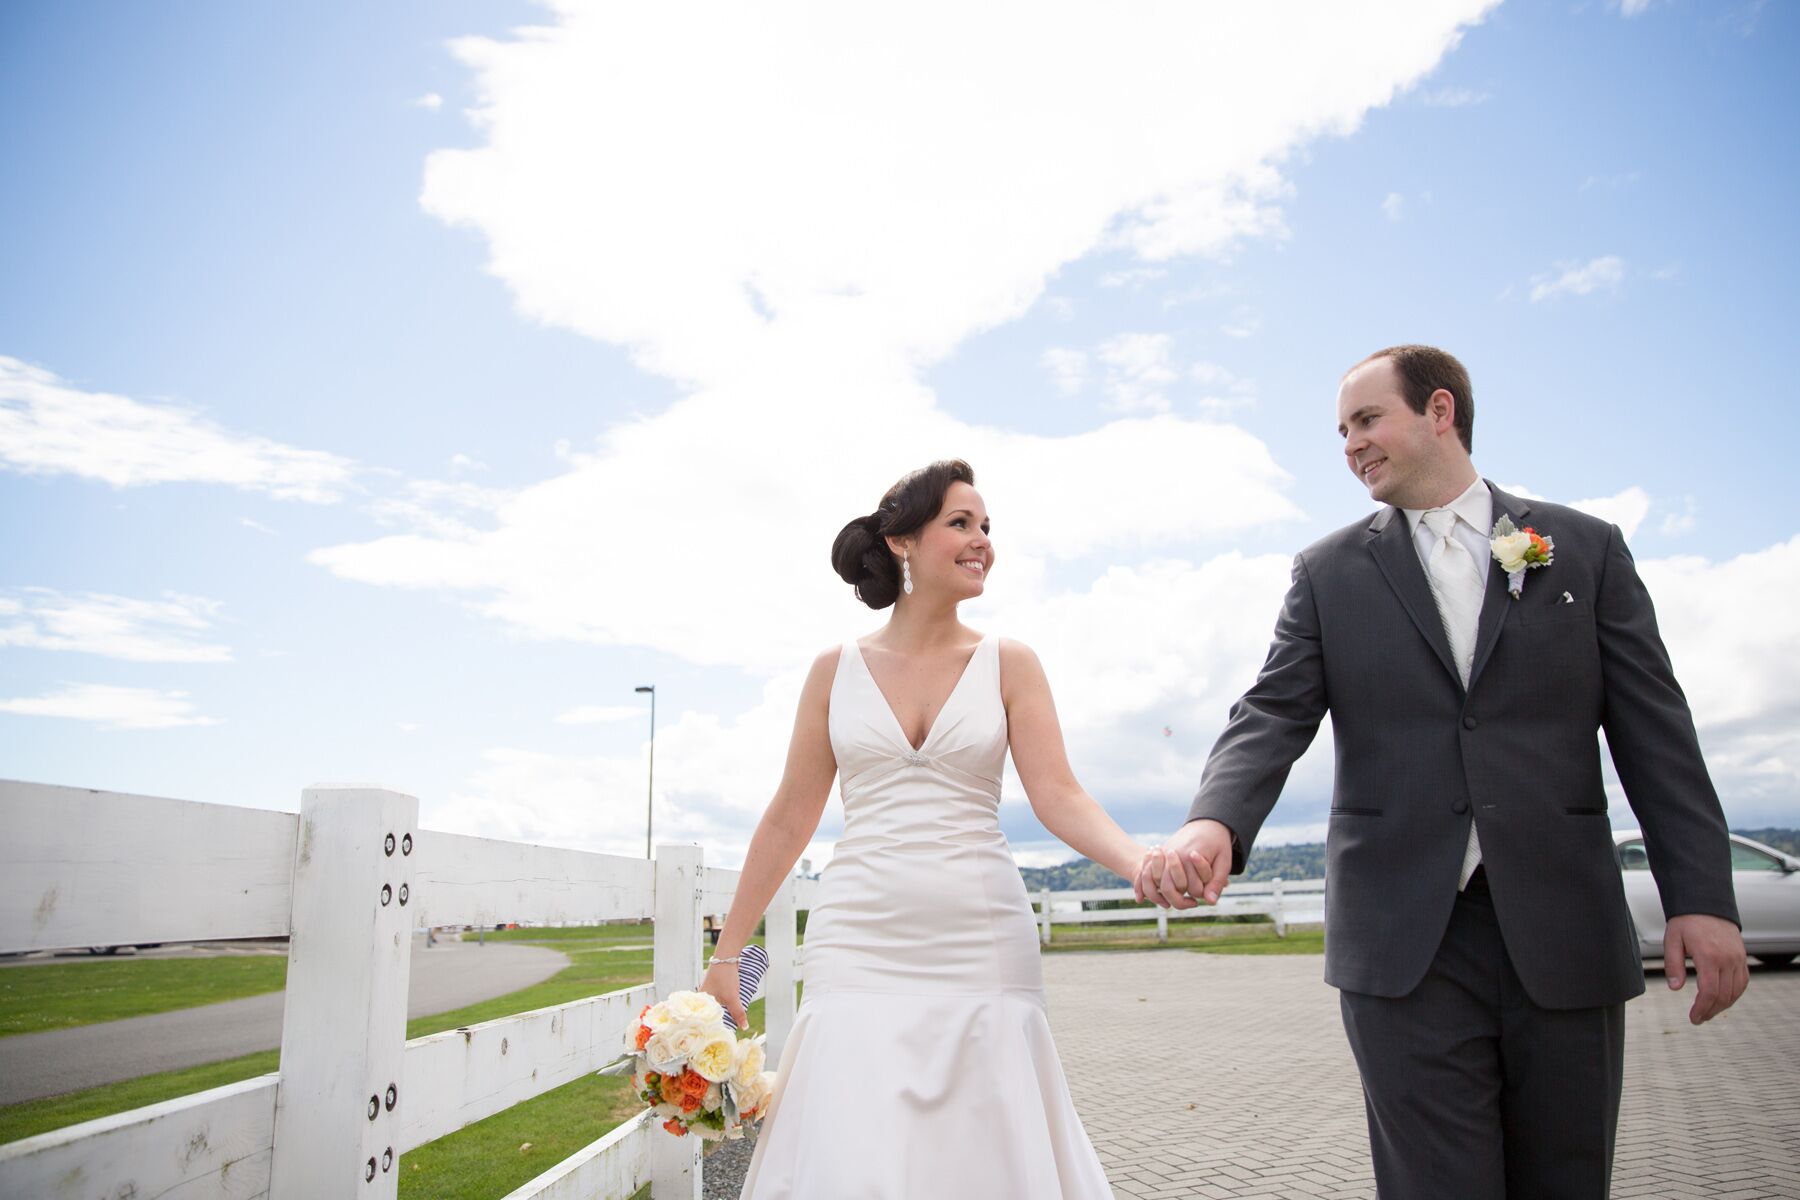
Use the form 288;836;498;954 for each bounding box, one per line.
831;459;975;610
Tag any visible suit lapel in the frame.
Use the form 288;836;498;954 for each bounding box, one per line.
1366;506;1461;688
1466;482;1531;691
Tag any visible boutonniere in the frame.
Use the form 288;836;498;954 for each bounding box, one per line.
1489;516;1554;599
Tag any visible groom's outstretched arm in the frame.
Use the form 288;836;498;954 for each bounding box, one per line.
1185;552;1330;875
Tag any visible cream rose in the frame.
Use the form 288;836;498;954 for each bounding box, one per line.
641;1001;676;1032
643;1028;685;1072
667;1022;714;1061
733;1036;767;1088
1490;530;1532;574
667;990;725;1025
689;1032;739;1082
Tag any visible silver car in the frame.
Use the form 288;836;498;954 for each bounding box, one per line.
1615;830;1800;967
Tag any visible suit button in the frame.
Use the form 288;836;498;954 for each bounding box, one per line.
1463;716;1478;730
1452;800;1469;815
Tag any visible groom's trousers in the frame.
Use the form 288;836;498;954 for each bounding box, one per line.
1338;877;1626;1200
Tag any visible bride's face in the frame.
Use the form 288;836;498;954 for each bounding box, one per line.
907;482;993;601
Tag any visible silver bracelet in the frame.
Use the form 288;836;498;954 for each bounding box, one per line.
708;954;742;966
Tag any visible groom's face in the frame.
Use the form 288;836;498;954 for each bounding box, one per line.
1337;360;1440;508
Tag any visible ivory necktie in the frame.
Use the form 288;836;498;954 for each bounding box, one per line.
1422;508;1485;888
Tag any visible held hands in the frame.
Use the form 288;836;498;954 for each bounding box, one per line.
1662;913;1750;1025
699;958;747;1029
1133;819;1235;909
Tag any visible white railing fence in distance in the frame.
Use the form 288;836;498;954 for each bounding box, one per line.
0;780;816;1200
1032;878;1326;944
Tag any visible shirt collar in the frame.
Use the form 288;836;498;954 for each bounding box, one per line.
1403;475;1491;537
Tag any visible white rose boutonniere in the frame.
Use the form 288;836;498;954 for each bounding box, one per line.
1489;515;1554;598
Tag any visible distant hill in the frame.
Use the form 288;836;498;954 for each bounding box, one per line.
1736;828;1800;856
1018;840;1327;890
1019;829;1798;891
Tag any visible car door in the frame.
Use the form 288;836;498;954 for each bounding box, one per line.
1615;838;1664;954
1728;839;1800;953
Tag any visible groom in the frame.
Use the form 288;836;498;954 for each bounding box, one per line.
1149;346;1748;1198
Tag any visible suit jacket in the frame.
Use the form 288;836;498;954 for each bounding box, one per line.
1187;482;1739;1009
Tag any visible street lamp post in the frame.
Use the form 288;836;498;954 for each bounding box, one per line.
635;685;656;859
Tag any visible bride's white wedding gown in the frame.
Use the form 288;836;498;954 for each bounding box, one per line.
739;633;1115;1198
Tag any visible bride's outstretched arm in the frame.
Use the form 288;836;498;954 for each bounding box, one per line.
698;647;840;1025
1001;638;1151;888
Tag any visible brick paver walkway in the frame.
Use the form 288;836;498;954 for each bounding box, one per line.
1043;952;1800;1199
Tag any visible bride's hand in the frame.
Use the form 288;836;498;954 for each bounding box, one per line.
1133;845;1170;908
700;959;746;1028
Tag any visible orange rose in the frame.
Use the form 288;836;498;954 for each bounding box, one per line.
679;1092;703;1113
635;1024;653;1050
663;1118;688;1137
659;1075;684;1106
680;1069;710;1101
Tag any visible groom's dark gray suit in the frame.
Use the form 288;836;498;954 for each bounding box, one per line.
1187;481;1738;1196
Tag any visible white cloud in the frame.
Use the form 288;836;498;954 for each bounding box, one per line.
0;588;231;663
1418;86;1490;106
239;517;279;536
1220;310;1262;339
1529;256;1625;302
1096;333;1178;413
555;704;646;725
413;92;445;110
1659;496;1697;537
1099;267;1168;289
1637;536;1800;824
1497;483;1650;541
1382;192;1406;222
0;357;355;502
1040;347;1088;396
1612;0;1653;16
0;684;221;730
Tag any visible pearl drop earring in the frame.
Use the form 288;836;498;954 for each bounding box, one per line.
902;552;914;596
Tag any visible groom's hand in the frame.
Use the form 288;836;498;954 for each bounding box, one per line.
1163;818;1235;907
1662;913;1750;1025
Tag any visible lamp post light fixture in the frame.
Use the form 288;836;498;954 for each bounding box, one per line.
635;685;655;859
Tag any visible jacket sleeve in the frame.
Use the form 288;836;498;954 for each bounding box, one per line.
1187;552;1329;872
1595;524;1739;925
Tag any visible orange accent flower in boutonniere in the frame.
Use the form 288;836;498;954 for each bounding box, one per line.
1490;515;1554;599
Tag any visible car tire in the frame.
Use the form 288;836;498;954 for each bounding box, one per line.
1754;953;1796;968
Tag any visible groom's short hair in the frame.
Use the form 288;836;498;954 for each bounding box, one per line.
1350;345;1474;453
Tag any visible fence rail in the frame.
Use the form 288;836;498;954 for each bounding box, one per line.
0;777;1324;1198
1032;878;1326;942
0;780;814;1200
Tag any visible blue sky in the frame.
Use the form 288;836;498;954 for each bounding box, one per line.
3;0;1796;867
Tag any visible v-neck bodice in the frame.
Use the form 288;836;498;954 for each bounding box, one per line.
829;633;1007;818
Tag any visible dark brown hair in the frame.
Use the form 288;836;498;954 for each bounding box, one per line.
1350;345;1474;452
831;459;975;609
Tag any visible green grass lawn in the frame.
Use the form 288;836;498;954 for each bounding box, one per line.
1042;918;1325;954
0;956;288;1036
0;927;759;1200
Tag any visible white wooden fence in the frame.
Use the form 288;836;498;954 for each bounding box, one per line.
1032;878;1326;943
0;780;816;1200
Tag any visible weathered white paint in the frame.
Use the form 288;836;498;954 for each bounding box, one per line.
0;1073;278;1200
409;830;656;929
0;779;297;954
1033;881;1325;941
268;787;418;1200
650;845;704;1199
698;864;742;915
498;1110;653;1200
763;875;798;1062
401;983;658;1153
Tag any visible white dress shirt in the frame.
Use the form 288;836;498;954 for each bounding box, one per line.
1402;474;1492;889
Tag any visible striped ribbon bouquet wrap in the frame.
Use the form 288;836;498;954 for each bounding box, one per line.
600;944;775;1143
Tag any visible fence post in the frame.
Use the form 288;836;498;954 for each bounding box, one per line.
1156;910;1168;943
1272;877;1286;939
764;874;798;1062
1039;888;1052;945
268;786;419;1200
652;844;704;1199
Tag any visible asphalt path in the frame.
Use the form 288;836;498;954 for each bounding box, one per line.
0;939;570;1105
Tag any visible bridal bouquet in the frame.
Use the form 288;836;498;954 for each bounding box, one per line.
618;992;775;1141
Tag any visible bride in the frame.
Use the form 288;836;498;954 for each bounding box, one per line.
699;459;1153;1198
